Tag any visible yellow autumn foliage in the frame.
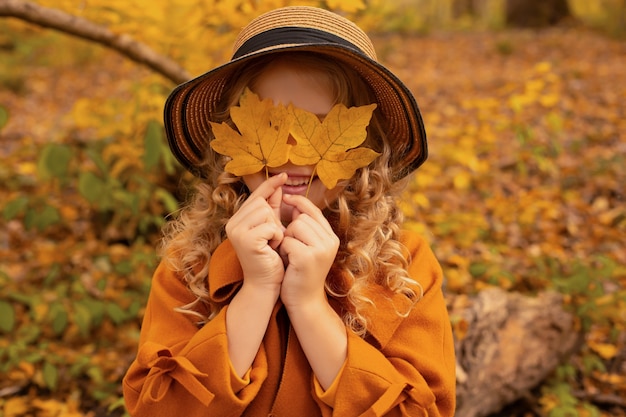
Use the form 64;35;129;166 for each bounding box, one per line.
1;1;625;416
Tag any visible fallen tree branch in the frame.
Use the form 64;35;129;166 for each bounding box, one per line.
0;0;191;84
573;390;626;409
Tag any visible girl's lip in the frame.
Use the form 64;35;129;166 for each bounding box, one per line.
268;170;312;178
281;183;309;196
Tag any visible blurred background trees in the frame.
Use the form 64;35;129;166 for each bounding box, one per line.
504;0;571;27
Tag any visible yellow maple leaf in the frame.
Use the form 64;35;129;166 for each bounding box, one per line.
289;102;380;189
210;90;380;191
210;88;293;176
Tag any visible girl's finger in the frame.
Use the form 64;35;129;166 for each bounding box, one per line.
230;174;287;231
286;214;334;248
267;186;283;229
229;198;275;231
249;172;288;201
250;222;284;250
283;194;333;235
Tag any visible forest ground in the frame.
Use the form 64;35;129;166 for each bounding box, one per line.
1;20;625;416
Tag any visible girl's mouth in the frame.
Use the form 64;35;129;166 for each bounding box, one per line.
271;172;315;195
283;176;314;195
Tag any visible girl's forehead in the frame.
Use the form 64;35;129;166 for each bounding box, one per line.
252;63;335;116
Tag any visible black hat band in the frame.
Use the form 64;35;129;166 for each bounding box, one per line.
232;27;363;60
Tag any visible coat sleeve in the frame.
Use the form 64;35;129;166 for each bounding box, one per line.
122;262;267;417
314;232;456;417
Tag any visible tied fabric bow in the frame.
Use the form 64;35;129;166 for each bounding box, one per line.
138;342;215;407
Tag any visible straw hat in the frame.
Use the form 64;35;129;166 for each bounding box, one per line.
164;6;427;181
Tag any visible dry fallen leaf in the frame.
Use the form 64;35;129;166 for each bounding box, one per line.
289;102;379;189
210;89;380;190
209;88;293;176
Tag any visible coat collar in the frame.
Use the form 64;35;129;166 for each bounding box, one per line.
208;239;244;303
361;284;414;348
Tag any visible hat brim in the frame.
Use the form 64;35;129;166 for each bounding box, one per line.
164;42;427;180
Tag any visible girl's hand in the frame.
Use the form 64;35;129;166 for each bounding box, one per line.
226;173;287;293
278;194;340;310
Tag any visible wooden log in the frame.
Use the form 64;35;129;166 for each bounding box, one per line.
451;288;582;417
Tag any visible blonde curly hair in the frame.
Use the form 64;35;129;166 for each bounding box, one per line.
160;52;422;336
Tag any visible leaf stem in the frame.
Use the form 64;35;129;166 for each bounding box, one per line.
305;165;317;198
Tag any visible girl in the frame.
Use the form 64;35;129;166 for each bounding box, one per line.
123;6;456;417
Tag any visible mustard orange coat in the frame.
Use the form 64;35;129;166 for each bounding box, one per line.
123;231;456;416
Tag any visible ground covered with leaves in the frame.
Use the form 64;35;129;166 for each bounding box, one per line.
0;20;625;417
